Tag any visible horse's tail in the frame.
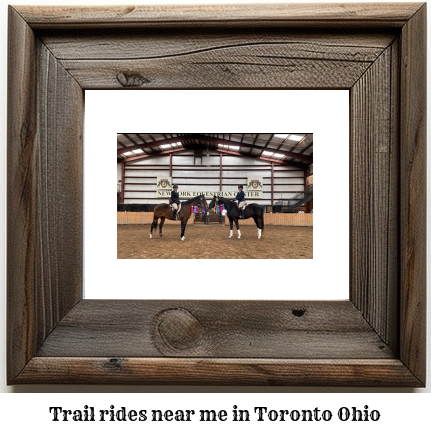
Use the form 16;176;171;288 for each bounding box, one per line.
151;211;158;227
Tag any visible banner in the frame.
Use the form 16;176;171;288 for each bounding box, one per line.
156;177;172;190
247;177;264;191
156;190;263;198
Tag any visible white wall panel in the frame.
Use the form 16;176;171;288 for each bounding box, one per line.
126;184;157;191
174;169;217;174
222;157;267;166
117;163;122;182
274;171;304;178
121;151;309;206
273;165;297;170
273;177;304;185
122;198;148;204
175;179;220;186
201;156;219;165
274;185;304;193
131;156;170;165
172;155;194;165
178;184;218;191
124;178;154;184
222;170;266;177
124;192;155;199
125;169;169;177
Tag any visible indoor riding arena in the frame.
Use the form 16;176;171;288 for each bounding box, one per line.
117;134;313;259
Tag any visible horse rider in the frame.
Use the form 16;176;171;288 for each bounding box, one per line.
234;185;246;218
171;184;181;220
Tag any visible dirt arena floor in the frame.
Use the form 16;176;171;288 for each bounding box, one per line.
118;224;313;259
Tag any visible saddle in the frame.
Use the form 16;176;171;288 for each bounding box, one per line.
236;201;247;219
170;203;181;219
236;202;247;210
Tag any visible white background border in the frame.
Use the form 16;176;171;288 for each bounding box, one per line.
85;90;349;300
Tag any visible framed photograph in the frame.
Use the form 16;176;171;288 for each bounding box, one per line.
94;90;348;299
7;4;426;386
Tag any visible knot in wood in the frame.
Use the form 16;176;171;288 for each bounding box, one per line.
155;308;203;351
292;308;306;317
116;71;150;87
108;358;123;369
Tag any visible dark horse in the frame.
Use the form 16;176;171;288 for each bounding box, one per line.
150;194;207;241
208;195;264;239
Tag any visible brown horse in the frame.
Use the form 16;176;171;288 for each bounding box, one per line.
149;194;207;241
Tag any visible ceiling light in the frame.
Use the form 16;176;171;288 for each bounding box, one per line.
123;151;133;156
262;151;273;156
289;134;303;141
160;144;171;149
274;134;288;139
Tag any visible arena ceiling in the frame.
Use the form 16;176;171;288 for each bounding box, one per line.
117;133;313;169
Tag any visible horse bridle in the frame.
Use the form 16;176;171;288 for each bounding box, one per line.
198;196;207;214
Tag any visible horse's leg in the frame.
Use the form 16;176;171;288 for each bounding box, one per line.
252;215;261;239
234;218;241;239
180;218;187;240
159;217;165;237
258;214;263;239
258;210;264;238
228;218;234;238
150;217;158;238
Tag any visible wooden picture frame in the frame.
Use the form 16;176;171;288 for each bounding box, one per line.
7;3;426;386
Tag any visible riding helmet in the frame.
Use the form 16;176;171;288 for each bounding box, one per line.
173;184;178;188
238;185;243;189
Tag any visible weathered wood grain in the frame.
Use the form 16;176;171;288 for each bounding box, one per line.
399;3;427;385
7;6;38;382
7;7;83;382
42;31;395;89
16;3;423;28
35;40;84;333
58;51;377;90
16;358;423;386
36;300;393;359
41;31;395;60
350;44;399;348
7;3;426;386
